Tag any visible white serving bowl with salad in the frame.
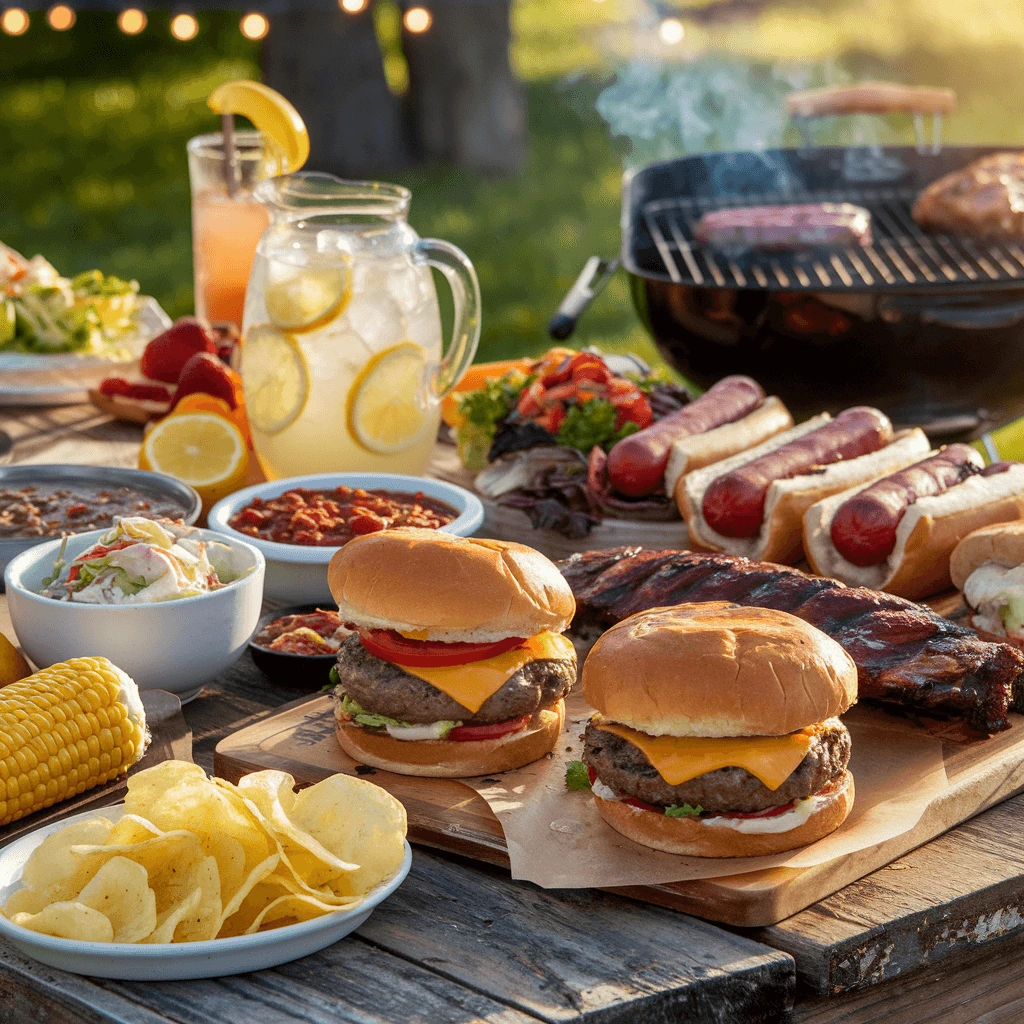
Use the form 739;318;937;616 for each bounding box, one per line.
4;518;265;701
207;472;484;604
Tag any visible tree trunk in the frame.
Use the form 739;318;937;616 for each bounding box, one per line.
262;6;410;176
402;0;527;175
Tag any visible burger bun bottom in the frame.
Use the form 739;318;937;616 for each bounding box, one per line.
595;770;854;858
334;701;565;778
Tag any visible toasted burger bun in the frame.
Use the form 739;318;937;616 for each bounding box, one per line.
334;701;565;778
951;520;1024;590
664;396;794;497
582;603;857;738
805;458;1024;601
327;528;575;643
595;771;854;857
677;417;928;565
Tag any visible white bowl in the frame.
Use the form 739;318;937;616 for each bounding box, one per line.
0;805;412;980
4;527;265;703
207;472;484;605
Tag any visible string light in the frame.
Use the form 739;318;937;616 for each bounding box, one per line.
47;4;74;30
170;12;198;40
0;7;29;34
658;18;684;44
239;11;268;39
117;8;146;34
340;0;367;12
403;6;431;32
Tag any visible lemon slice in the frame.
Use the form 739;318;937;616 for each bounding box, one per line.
207;80;309;173
347;342;432;454
240;324;310;434
140;412;248;508
265;265;351;333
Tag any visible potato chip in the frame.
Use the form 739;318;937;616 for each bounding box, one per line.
290;774;407;896
203;832;247;904
72;828;205;881
217;878;291;938
20;818;114;900
3;886;48;917
244;892;346;935
143;887;202;944
105;814;163;845
13;902;114;943
75;857;157;943
147;849;222;942
233;772;359;878
216;852;280;928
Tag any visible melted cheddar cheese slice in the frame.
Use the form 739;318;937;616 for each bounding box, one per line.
397;632;575;714
595;720;813;790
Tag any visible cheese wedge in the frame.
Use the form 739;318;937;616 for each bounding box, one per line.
595;720;813;790
397;632;575;714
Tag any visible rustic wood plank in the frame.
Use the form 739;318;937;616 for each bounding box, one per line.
752;794;1024;995
792;929;1024;1023
105;939;542;1024
357;846;795;1024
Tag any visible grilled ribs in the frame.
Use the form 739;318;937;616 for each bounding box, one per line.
559;547;1024;737
912;152;1024;241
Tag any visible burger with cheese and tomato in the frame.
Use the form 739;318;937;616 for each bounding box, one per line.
580;602;857;857
328;528;577;777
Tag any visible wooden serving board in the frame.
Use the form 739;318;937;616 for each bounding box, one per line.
215;694;1024;928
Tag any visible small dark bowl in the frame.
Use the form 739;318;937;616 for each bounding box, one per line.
249;603;340;690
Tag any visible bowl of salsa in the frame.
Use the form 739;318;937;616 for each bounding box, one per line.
207;473;483;603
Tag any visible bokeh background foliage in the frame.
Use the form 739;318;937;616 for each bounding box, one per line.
3;0;1024;364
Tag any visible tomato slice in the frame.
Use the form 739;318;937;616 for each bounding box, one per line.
715;800;796;820
447;714;531;742
359;629;527;667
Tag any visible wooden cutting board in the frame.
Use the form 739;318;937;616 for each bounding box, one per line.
214;694;1024;928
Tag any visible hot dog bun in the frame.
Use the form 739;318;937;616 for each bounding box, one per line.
805;456;1024;600
677;415;926;564
950;520;1024;590
665;396;793;497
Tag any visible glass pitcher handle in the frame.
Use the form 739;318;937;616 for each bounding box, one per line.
412;238;481;399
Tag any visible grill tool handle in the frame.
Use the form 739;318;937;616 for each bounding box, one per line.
549;256;620;340
787;82;956;154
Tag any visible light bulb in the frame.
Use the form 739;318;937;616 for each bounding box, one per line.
240;11;268;39
403;6;431;33
340;0;367;12
117;8;146;34
47;4;75;30
659;18;684;45
0;7;29;35
170;12;198;40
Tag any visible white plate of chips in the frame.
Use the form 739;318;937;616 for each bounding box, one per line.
0;762;412;980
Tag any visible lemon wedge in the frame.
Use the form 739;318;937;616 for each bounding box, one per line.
266;265;351;333
140;412;249;509
347;341;433;454
240;324;310;434
207;80;309;173
0;632;30;688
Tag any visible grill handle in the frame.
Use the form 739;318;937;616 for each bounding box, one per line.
879;295;1024;330
548;256;620;340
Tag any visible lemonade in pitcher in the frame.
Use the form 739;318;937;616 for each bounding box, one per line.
240;175;480;479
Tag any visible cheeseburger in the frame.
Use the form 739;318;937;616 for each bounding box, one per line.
581;603;857;857
328;528;577;777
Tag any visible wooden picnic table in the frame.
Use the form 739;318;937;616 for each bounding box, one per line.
4;403;1024;1024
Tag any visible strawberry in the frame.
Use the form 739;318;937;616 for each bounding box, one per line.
172;352;241;410
98;378;173;403
140;317;217;383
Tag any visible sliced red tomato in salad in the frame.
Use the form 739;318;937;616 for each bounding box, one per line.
359;629;527;667
66;539;137;582
447;714;531;742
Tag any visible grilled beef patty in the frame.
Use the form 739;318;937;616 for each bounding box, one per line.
335;634;576;725
583;718;850;813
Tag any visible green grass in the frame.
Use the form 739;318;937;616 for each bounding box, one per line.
3;1;1024;371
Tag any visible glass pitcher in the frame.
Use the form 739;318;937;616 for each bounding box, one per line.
240;172;480;479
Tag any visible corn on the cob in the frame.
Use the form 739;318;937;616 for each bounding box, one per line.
0;657;149;827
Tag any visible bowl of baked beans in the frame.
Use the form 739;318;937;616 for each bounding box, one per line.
207;473;483;603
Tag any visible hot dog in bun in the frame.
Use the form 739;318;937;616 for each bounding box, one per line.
804;449;1024;600
608;375;793;499
676;408;931;564
329;528;577;777
951;520;1024;647
580;603;857;857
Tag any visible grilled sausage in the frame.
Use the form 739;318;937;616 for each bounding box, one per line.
606;375;764;498
692;203;872;250
702;407;893;539
829;445;981;566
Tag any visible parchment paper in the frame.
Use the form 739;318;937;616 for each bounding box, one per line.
462;695;949;888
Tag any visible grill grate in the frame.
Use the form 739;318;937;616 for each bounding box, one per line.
640;185;1024;290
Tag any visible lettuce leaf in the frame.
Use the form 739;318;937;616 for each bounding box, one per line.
564;760;592;791
557;399;639;453
664;803;702;818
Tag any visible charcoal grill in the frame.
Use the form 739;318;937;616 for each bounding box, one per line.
604;85;1024;436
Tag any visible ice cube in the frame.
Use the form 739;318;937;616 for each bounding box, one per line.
346;291;404;350
388;264;427;313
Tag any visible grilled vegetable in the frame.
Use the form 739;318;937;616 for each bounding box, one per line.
0;657;149;827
